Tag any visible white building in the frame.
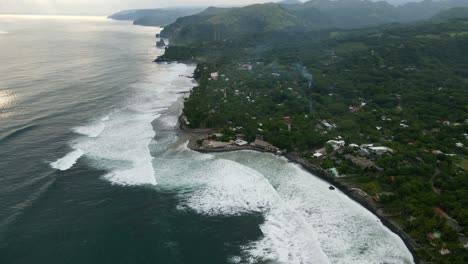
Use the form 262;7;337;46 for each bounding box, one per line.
313;152;323;158
368;146;394;155
326;140;346;150
234;139;248;146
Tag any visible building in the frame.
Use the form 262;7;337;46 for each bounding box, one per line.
326;140;346;151
368;146;394;155
234;139;248;146
210;72;219;81
313;152;323;158
251;139;279;152
350;156;375;169
439;248;450;255
327;167;339;177
321;120;336;131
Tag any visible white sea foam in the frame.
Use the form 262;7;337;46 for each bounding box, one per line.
213;151;415;264
183;159;278;215
73;122;106;138
154;147;413;263
64;63;196;185
162;157;330;264
72;115;111;138
50;149;84;171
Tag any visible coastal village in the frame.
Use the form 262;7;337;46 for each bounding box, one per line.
178;54;468;262
160;15;468;263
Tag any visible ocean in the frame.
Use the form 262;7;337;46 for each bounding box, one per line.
0;15;414;264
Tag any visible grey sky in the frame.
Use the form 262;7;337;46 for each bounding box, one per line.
0;0;421;16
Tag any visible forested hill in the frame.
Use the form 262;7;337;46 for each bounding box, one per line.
160;0;468;43
108;8;203;27
433;6;468;19
159;3;305;43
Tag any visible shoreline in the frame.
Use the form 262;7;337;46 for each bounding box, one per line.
177;117;422;264
154;50;422;262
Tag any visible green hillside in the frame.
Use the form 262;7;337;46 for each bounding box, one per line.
161;4;303;44
159;0;468;43
433;7;468;20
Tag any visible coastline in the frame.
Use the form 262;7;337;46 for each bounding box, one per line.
177;116;422;264
153;50;422;263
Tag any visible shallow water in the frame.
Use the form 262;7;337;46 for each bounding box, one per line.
0;15;414;264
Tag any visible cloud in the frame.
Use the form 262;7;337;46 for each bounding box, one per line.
0;0;420;15
0;0;274;15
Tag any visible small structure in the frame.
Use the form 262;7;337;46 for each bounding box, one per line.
321;120;336;131
439;248;450;255
240;64;253;71
210;72;219;81
326;140;346;151
350;156;375;169
251;139;278;152
432;150;443;155
459;235;468;249
428;231;441;240
327;167;339;177
455;142;464;148
313;152;323;158
234;139;248;146
435;207;449;218
349;106;361;113
368;146;394;155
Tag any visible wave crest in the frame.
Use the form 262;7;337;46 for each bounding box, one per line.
50;149;84;171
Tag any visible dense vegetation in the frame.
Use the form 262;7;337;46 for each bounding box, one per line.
157;2;468;263
433;6;468;19
160;0;468;44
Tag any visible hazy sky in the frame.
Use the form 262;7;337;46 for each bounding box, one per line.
0;0;420;15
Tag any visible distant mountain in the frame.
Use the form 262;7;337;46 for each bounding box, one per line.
433;6;468;19
279;0;303;5
108;8;204;27
397;0;468;22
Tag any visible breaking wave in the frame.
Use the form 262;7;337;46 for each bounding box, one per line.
158;156;330;264
50;63;195;186
214;151;415;264
50;149;84;171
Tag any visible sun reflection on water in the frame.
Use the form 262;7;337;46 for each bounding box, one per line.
0;90;16;109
